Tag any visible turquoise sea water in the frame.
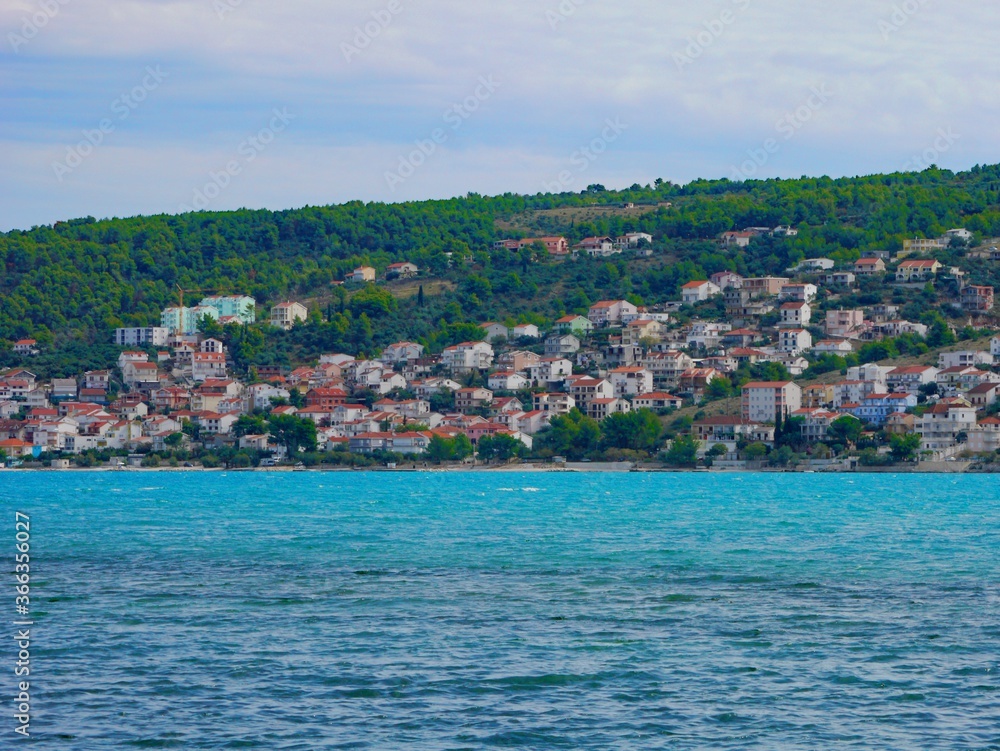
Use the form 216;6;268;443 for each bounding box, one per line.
3;471;1000;749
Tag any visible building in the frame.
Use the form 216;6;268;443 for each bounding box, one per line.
742;277;789;297
534;393;576;415
854;258;886;276
617;232;653;248
575;236;618;257
569;377;614;408
887;365;939;394
386;262;418;279
779;284;818;302
681;280;721;305
742;381;802;423
826;309;866;339
896;259;942;283
480;323;509;341
587;398;631;421
711;271;743;290
821;272;856;287
455;387;494;414
632;392;684;411
609;367;653;398
693;416;774;451
114;327;170;347
161;305;219;336
621;319;665;347
917;400;977;451
349;267;376;283
441;341;494;372
191;352;227;382
199;295;256;324
554;315;593;336
961;285;994;313
939;350;994;369
544;334;581;357
382;342;425;363
779;302;811;328
778;329;813;355
903;237;947;254
791;258;834;273
493;237;569;256
269;302;309;330
721;231;754;248
845;393;917;426
588;300;639;328
510;324;540;339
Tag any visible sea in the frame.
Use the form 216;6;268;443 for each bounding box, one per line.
3;471;999;749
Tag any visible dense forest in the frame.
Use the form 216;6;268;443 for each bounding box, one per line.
4;164;1000;370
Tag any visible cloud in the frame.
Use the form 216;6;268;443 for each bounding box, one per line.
1;0;998;229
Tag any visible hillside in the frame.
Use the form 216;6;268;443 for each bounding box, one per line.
3;165;1000;375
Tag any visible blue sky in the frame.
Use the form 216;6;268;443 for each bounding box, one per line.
1;0;996;230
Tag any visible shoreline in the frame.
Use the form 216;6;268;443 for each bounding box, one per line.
0;463;984;474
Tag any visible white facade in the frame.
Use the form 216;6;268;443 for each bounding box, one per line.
114;327;169;347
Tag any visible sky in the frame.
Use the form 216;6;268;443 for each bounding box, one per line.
1;0;997;231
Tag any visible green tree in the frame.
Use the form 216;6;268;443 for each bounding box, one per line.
233;414;267;438
889;432;921;462
601;409;662;452
164;432;184;448
478;434;523;463
426;434;454;463
267;414;318;455
663;435;700;467
827;415;862;446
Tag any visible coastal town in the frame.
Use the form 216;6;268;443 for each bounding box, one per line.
1;226;999;471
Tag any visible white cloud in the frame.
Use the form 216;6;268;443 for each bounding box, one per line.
2;0;999;229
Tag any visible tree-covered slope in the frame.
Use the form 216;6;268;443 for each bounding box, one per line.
4;164;1000;348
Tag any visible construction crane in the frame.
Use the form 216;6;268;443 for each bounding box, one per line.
172;285;220;335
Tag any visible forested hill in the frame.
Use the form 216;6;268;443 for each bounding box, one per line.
4;164;1000;350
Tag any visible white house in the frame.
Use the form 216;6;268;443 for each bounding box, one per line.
742;381;802;423
779;302;811;328
681;280;721;305
609;367;654;398
270;302;308;330
588;300;638;328
510;324;540;339
778;328;813;355
488;371;530;391
779;284;818;302
192;352;227;382
480;322;510;341
441;341;494;372
382;341;425;363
